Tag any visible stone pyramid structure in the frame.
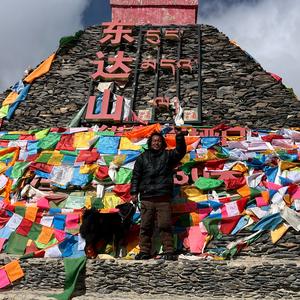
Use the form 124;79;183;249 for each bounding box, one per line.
0;24;298;130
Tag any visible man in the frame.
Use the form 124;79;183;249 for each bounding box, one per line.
130;127;187;260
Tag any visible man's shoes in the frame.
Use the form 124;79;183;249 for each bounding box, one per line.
160;253;178;261
135;252;151;260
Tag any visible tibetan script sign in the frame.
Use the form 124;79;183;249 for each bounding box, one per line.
86;22;202;124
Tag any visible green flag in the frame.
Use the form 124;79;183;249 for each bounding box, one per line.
95;130;115;137
27;223;43;241
5;232;29;255
35;128;50;140
68;103;87;128
0;134;20;140
15;206;26;217
202;217;223;240
194;177;224;191
11;161;30;179
48;256;87;300
37;133;61;150
180;161;197;175
0;105;9;118
36;152;53;163
91;197;104;209
103;155;115;166
116;168;132;184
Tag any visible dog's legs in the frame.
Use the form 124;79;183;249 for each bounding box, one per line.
113;227;125;258
85;243;98;259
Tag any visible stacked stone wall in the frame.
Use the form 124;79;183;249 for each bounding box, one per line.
1;255;299;298
0;24;298;130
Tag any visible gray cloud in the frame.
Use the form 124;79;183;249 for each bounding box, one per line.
0;0;90;92
200;0;300;97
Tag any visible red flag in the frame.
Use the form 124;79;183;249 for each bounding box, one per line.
55;134;75;151
77;150;99;164
95;166;109;180
113;184;131;202
220;215;241;234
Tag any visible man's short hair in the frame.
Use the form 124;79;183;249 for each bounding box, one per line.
147;131;167;150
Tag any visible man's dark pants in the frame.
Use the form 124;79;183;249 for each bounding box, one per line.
139;200;173;254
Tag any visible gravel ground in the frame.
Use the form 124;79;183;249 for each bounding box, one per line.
0;291;234;300
1;290;270;300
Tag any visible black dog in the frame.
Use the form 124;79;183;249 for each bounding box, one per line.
80;202;135;258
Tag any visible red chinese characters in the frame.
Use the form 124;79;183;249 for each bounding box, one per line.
100;21;135;45
91;51;133;81
86;89;124;122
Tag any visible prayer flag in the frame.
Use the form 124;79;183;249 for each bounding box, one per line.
183;226;208;253
49;256;87;300
115;168;132;184
4;260;24;282
27;223;43;241
124;123;161;140
194;177;224;191
97;136;120;154
5;232;28;255
24;53;55;83
37;226;54;245
2;91;18;106
73;132;95;149
44;244;62;258
16;218;33;236
53;215;66;231
271;223;289;244
119;137;142;151
56;134;75;151
24;206;38;222
37;133;61;150
113;184;131;202
66;214;80;230
0;268;10;288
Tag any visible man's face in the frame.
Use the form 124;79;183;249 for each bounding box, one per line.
151;135;163;151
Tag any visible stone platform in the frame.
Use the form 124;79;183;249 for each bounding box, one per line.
1;255;300;299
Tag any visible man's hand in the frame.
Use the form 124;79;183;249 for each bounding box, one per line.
174;126;188;136
131;194;138;204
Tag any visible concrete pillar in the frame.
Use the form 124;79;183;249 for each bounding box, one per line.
110;0;198;25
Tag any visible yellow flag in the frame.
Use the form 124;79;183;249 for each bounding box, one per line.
73;132;95;149
80;164;97;174
119;137;141;151
102;192;122;208
271;223;289;244
2;92;18;106
47;151;64;166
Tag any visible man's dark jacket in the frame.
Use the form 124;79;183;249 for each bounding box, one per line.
130;133;187;199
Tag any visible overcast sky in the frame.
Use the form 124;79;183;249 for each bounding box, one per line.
0;0;299;97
